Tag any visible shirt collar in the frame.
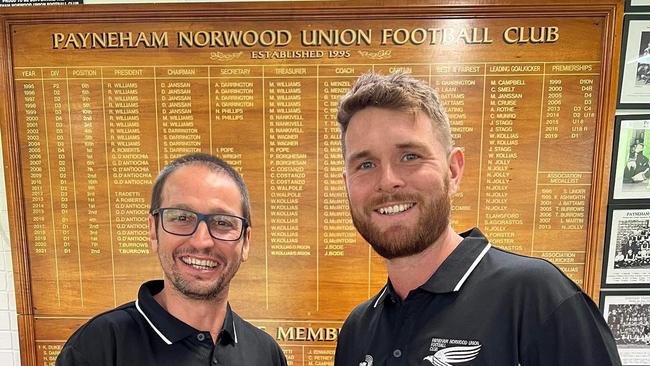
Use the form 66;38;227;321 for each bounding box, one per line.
379;228;491;303
135;280;238;345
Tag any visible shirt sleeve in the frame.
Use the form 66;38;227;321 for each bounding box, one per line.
520;292;622;366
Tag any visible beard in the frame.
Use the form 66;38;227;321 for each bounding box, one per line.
350;178;451;259
160;248;242;301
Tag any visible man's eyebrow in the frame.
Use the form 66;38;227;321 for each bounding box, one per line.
346;150;372;164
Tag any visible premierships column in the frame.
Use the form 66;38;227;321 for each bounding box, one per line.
532;62;601;286
264;65;318;316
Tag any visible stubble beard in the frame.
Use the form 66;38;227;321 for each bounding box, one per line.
161;248;242;301
350;179;451;260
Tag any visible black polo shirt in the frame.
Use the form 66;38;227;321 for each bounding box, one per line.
334;228;621;366
56;280;287;366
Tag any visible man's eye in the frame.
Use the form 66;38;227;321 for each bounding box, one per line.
403;153;418;161
359;161;375;170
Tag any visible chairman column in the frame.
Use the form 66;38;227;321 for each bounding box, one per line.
102;66;159;304
156;66;210;166
209;65;267;314
531;62;601;286
480;63;544;253
264;65;318;316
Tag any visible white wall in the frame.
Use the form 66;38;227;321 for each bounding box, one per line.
0;134;20;365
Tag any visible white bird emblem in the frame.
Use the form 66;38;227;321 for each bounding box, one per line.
359;354;373;366
423;345;482;365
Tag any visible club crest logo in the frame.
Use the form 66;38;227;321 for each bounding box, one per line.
359;354;373;366
424;337;482;365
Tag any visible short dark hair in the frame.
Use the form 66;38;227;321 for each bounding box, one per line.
337;72;451;155
150;153;251;227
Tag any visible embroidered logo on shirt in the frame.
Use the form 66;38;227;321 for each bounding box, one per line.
425;337;481;365
359;354;373;366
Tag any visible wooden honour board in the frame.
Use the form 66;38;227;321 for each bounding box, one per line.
0;1;623;365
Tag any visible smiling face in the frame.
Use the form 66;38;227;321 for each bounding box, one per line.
148;164;250;301
343;107;463;259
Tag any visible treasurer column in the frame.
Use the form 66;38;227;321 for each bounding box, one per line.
264;65;318;316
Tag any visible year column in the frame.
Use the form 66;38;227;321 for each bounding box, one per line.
14;67;60;308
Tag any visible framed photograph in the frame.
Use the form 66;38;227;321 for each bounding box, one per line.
600;291;650;365
610;115;650;201
603;207;650;287
618;15;650;108
626;0;650;12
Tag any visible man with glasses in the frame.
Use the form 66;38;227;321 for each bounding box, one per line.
57;153;287;366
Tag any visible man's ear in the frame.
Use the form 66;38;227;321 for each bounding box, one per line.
241;227;251;262
148;214;159;252
447;147;465;196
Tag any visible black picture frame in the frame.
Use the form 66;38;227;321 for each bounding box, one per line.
626;0;650;13
617;15;650;109
602;205;650;288
600;290;650;365
609;114;650;202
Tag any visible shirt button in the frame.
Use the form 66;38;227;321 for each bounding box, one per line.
197;333;206;342
393;349;402;358
212;359;219;365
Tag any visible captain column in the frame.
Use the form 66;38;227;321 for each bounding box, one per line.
480;63;544;253
264;65;318;316
103;67;159;304
532;62;601;286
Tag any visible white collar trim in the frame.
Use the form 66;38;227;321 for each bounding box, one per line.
135;299;172;345
453;243;491;292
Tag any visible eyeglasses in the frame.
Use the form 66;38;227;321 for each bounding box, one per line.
151;208;248;242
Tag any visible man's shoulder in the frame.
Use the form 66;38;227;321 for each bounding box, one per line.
484;246;580;299
67;301;139;340
340;288;386;329
231;311;282;348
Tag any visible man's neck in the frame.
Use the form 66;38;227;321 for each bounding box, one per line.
386;226;463;300
154;284;229;343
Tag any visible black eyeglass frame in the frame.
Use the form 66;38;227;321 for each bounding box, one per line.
151;207;249;242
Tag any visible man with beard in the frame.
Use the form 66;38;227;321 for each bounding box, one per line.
333;73;621;366
56;153;287;366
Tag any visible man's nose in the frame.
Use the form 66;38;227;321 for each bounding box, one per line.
191;221;215;248
375;164;404;193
